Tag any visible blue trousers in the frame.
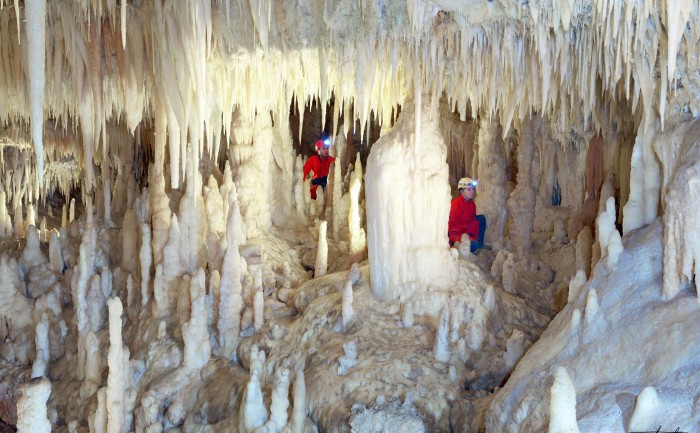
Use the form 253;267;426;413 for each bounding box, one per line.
470;215;487;252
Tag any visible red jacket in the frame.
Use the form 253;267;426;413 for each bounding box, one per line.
303;155;335;181
449;195;479;243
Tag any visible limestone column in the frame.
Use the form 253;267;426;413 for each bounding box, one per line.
366;96;456;302
474;115;508;246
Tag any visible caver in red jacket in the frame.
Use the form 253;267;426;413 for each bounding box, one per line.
303;154;335;199
448;195;479;244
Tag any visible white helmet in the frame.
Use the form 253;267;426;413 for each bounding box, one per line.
458;177;477;189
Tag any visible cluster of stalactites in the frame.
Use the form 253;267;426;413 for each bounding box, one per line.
0;0;697;197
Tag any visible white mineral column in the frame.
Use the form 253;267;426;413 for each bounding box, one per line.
140;222;152;306
107;298;127;433
506;116;541;259
348;152;366;263
475;115;508;245
253;286;264;332
61;203;67;229
575;227;593;278
31;314;50;378
269;367;290;431
178;146;207;273
0;192;9;236
434;307;450;363
82;331;101;399
69;198;76;223
366;97;456;301
182;268;211;371
548;367;580;433
92;388;107;433
26;203;36;231
40;217;46;241
217;198;245;359
341;277;354;330
332;156;343;242
17;377;51;433
14;202;24;238
120;209;138;274
314;220;328;277
26;0;46;186
239;346;269;432
231;111;272;238
152;264;167;317
102;162;114;227
291;369;307;433
622;126;659;233
162;214;184;314
150;171;171;266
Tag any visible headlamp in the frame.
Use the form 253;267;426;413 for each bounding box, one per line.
472;180;478;187
323;138;332;147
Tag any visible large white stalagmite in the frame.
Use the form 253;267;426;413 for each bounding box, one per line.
475;116;508;246
366;97;456;302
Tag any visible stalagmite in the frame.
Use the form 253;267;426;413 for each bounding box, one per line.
434;307;450;363
218;197;244;359
401;302;414;328
575;227;593;278
628;386;661;432
253;285;264;332
17;377;51;433
341;276;354;330
25;203;35;230
0;192;10;236
584;289;598;324
548;367;580;433
92;388;107;433
239;345;268;432
182;268;211;371
140;223;152;306
366;97;456;301
622;127;659;233
269;367;291;431
567;270;587;303
501;254;518;294
69;198;75;223
314;220;328;277
291;369;306;433
346;155;364;250
31;314;49;378
107;298;127;433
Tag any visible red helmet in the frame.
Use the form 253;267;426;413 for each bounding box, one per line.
315;139;331;151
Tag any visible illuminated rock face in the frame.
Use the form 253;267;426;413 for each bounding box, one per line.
0;2;700;433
